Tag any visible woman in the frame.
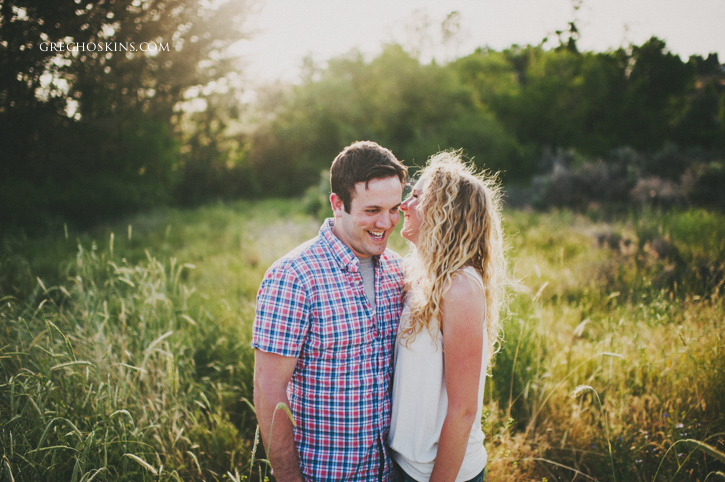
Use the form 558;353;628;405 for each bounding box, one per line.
388;151;507;482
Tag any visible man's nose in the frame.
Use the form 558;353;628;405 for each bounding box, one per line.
375;213;393;229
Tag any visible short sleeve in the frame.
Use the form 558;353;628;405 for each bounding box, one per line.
252;263;310;358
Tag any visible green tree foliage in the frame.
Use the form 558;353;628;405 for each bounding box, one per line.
248;34;722;196
248;44;525;195
672;54;725;150
174;85;258;205
621;37;697;151
0;0;251;230
450;36;722;180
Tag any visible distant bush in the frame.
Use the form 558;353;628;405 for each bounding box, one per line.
683;160;725;210
302;170;334;221
630;176;687;208
643;142;693;180
532;144;725;212
532;155;633;210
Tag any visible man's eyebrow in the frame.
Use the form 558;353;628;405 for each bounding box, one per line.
361;202;401;209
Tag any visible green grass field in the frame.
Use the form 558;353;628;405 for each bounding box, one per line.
1;200;724;481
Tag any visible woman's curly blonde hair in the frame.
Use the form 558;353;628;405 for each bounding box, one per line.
400;150;508;363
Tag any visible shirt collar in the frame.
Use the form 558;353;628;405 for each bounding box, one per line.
320;218;382;273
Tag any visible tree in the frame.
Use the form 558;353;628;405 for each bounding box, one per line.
0;0;252;229
671;54;725;149
620;37;696;151
247;44;527;192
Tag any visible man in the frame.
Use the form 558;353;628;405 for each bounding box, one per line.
252;141;408;481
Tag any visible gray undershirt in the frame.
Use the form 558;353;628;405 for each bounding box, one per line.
357;256;376;311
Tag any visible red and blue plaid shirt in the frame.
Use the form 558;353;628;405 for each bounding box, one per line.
253;219;404;481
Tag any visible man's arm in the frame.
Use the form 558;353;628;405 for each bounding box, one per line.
253;349;304;482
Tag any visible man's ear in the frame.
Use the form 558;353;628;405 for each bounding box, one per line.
330;193;345;217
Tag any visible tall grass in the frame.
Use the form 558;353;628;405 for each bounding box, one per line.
0;200;317;481
484;208;725;480
1;202;723;480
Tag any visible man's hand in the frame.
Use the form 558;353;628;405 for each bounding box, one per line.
253;349;305;482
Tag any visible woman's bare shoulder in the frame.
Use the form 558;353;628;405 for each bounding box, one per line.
441;271;486;331
447;268;485;301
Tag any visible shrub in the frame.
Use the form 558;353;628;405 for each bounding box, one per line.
630;176;687;208
533;159;633;210
683;160;725;210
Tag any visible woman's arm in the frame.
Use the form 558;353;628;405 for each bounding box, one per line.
429;275;485;482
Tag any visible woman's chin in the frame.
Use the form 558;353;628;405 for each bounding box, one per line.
401;231;418;246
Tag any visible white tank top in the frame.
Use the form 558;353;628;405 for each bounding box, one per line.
388;267;488;481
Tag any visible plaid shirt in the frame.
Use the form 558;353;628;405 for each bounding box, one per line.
253;219;404;481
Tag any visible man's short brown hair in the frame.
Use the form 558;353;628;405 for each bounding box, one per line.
330;141;407;212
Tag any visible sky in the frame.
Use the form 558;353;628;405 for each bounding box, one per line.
234;0;725;84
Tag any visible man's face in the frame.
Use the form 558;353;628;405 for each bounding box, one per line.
330;176;403;258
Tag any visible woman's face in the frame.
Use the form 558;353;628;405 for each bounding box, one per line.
400;176;426;246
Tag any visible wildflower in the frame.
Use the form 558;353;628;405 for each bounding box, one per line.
663;413;668;418
676;423;684;428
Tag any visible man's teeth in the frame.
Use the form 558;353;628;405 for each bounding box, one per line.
369;231;383;239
